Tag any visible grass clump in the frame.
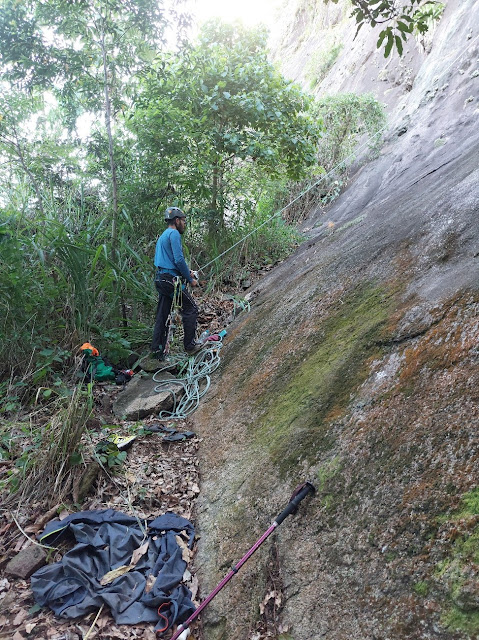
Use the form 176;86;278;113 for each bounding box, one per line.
2;385;93;507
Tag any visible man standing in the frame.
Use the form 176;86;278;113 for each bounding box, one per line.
151;207;202;359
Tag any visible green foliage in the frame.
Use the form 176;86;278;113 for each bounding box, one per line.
313;93;386;172
0;0;168;98
278;93;386;224
190;187;301;290
97;330;132;366
130;19;320;233
0;192;153;396
0;0;388;403
412;2;445;36
95;440;127;469
1;386;92;504
226;296;251;317
0;0;177;273
324;0;445;56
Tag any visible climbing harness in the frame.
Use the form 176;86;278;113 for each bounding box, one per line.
152;342;222;419
168;482;316;640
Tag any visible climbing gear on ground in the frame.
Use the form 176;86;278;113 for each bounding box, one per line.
162;431;195;442
107;433;137;450
80;344;116;382
80;344;133;384
80;342;99;357
115;369;134;385
164;206;186;222
152;342;222;419
169;482;316;640
143;423;196;441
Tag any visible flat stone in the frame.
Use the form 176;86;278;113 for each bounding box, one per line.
112;372;183;420
138;356;169;373
5;545;47;579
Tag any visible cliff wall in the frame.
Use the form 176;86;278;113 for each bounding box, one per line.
193;2;479;638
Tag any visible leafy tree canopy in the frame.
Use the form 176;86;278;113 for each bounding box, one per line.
0;0;171;123
130;20;321;229
325;0;445;56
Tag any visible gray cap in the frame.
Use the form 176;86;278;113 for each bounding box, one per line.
165;206;186;222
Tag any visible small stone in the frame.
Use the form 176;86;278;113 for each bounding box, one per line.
5;545;47;579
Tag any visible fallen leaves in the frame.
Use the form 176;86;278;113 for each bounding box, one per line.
0;416;202;640
175;535;194;563
100;539;149;585
130;539;149;566
12;610;28;626
99;564;132;586
259;589;282;616
145;574;156;593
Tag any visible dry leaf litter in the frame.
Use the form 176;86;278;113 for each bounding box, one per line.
0;293;280;640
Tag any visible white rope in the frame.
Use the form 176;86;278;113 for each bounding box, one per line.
152;342;222;418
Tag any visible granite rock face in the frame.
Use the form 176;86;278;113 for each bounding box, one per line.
193;2;479;639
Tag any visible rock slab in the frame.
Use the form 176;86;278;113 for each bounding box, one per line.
112;372;183;420
5;544;47;579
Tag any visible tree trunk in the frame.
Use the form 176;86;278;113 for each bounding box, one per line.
9;126;44;217
209;162;224;237
100;20;127;327
100;24;119;253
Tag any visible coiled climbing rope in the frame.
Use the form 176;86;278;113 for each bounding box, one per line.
152;342;222;419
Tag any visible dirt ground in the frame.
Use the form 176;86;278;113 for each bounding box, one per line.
0;397;203;640
0;262;281;640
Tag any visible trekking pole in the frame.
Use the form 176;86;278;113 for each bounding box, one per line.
169;482;315;640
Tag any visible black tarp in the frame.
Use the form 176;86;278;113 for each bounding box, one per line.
31;510;196;632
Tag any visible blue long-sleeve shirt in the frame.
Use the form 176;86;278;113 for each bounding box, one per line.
154;227;192;283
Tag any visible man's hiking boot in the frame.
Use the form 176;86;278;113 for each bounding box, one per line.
185;342;204;356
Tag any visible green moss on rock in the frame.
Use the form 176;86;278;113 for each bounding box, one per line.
441;608;479;635
437;487;479;634
413;581;430;596
253;284;393;474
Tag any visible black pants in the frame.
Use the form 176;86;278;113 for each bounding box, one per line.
152;275;199;354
